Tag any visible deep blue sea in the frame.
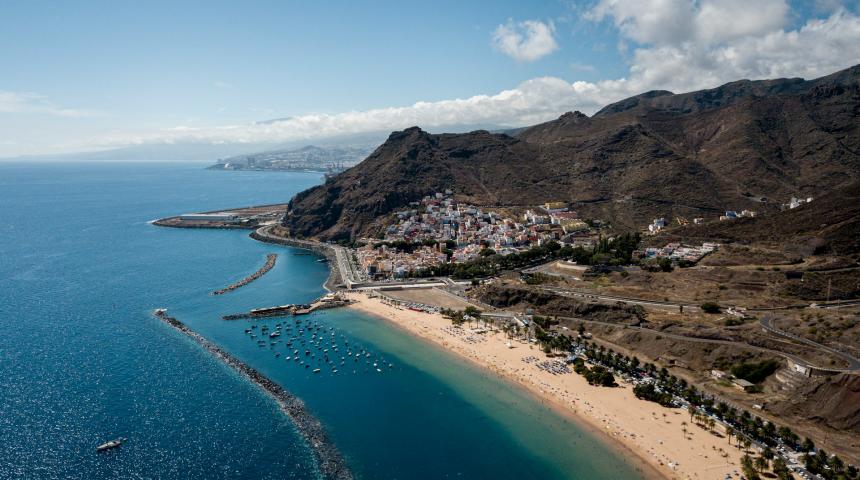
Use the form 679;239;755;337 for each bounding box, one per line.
0;162;644;479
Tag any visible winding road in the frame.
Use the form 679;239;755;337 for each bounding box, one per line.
760;316;860;372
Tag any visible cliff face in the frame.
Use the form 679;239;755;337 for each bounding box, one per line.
283;65;860;241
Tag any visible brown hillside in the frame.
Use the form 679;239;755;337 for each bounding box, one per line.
659;180;860;256
283;65;860;241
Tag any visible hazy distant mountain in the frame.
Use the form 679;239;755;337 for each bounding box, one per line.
208;144;377;172
2;142;284;163
282;64;860;241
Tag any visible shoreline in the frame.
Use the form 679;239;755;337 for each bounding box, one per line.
156;208;739;478
153;309;352;480
345;292;746;480
249;226;342;291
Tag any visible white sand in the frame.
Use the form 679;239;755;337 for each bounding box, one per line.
346;291;748;480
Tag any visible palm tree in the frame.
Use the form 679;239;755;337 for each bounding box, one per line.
754;455;768;473
688;405;696;423
726;426;734;445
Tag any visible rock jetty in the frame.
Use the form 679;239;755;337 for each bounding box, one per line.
153;309;352;480
212;253;277;295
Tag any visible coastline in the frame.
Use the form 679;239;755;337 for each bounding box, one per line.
345;291;746;480
158;209;738;479
249;226;342;291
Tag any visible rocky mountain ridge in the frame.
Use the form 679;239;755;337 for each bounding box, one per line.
282;64;860;241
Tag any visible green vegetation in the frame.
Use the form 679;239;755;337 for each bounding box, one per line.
551;336;856;477
641;257;673;272
371;239;438;253
731;360;780;384
522;272;553;285
633;382;674;406
804;449;859;480
572;358;616;387
771;457;792;480
700;302;722;314
741;454;762;480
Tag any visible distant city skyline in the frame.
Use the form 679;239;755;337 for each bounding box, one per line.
1;0;859;157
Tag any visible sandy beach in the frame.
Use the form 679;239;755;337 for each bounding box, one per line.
346;291;747;480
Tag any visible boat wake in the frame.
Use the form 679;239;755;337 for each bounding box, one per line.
153;309;352;480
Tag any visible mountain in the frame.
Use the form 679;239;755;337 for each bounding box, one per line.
282;65;860;241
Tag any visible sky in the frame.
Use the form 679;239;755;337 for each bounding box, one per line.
1;0;859;157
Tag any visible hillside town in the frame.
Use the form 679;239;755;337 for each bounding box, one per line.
355;192;596;279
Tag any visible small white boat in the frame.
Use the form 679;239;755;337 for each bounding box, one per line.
96;437;126;452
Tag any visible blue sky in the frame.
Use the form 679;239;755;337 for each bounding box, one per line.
1;0;859;156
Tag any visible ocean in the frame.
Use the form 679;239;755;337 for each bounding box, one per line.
0;162;644;479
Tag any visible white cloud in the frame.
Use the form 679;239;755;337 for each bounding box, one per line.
605;8;860;94
492;20;559;62
586;0;697;45
0;91;97;118
98;76;605;147
586;0;789;45
213;80;233;89
87;6;860;150
695;0;789;44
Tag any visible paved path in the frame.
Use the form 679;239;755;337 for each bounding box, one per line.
540;286;700;311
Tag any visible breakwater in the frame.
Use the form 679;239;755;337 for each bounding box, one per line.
212;253;277;295
223;295;354;320
153;309;352;480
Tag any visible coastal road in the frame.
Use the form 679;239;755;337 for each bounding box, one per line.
539;286;701;312
476;306;855;373
550;315;860;373
760;315;860;372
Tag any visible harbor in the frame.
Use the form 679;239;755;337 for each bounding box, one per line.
237;312;397;377
153;308;352;480
212;253;277;295
152;203;289;230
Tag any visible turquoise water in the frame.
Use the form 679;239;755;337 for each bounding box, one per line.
0;162;644;479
